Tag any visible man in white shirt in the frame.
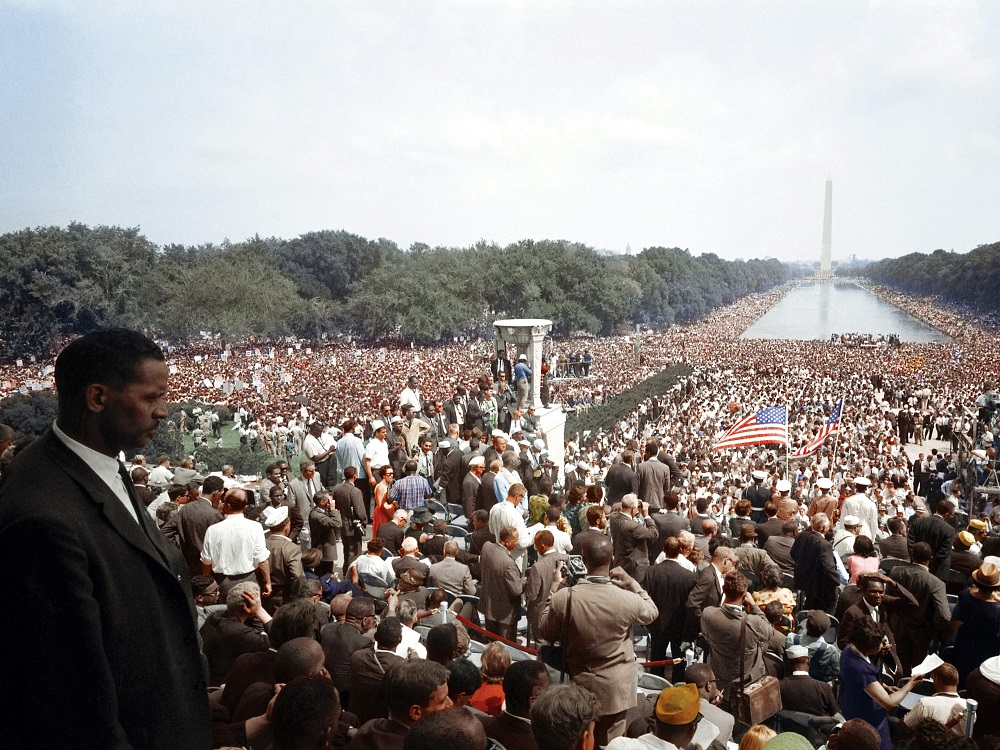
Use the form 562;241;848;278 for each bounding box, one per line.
489;483;531;558
302;421;337;490
903;662;966;734
200;488;271;597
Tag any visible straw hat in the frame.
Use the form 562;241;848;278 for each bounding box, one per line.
972;562;1000;591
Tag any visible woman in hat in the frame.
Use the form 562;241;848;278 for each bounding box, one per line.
949;561;1000;686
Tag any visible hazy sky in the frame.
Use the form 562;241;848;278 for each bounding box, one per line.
2;1;998;262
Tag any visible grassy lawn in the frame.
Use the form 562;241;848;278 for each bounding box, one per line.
180;423;307;468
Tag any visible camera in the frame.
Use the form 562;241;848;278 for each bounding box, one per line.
564;555;587;585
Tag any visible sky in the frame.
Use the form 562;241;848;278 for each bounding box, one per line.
2;1;998;263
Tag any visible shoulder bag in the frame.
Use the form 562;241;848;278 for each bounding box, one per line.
737;610;782;726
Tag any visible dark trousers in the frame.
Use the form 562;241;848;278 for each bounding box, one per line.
315;458;337;489
649;633;686;683
342;533;363;577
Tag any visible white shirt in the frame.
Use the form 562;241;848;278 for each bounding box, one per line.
364;437;390;472
302;433;333;463
350;554;396;587
148;464;175;487
201;514;269;574
489;500;531;549
52;421;138;523
545;525;573;555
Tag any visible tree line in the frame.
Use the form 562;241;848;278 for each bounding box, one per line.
0;223;787;355
864;241;1000;315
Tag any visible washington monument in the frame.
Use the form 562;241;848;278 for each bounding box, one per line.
818;177;833;279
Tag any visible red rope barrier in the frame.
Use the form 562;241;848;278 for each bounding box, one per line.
452;614;540;656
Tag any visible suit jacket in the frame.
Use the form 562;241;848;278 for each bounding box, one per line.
539;577;658;715
735;544;776;579
836;597;910;674
479;471;498;512
332;480;368;539
888;563;951;647
650;511;691;565
349;647;404;725
266;533;303;607
435;448;464;504
779;674;839;717
763;535;796;576
685;564;724;640
701;604;779;692
525;550;567;639
908;515;956;578
469;525;496;556
790;529;841;612
636;459;670;509
321;621;373;696
0;430;210;750
878;533;910;561
162;496;224;575
479;540;524;626
288;475;320;523
376;521;404;556
755;518;785;548
478;711;539;750
609;511;659;581
644;558;698;642
462;473;482;520
604;462;639;505
428;557;477;595
309;505;343;562
443;400;463;429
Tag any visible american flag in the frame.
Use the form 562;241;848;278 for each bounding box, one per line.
792;398;844;458
712;406;788;451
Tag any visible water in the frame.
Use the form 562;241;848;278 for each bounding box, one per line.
740;281;951;343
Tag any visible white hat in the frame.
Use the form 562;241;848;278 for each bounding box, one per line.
776;480;791;493
390;415;402;424
491;429;508;439
854;476;871;487
518;353;527;361
816;477;833;490
518;439;531;448
469;456;485;467
752;470;767;481
842;515;862;528
262;505;289;529
533;439;545;451
371;420;386;432
577;460;590;472
786;645;809;660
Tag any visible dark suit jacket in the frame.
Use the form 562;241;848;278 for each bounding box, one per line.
462;473;482;520
333;480;368;539
604;462;639;505
609;511;658;581
877;533;910;561
480;540;524;626
350;648;404;725
907;514;956;578
644;559;698;642
0;430;210;750
479;471;498;512
376;521;404;556
755;517;785;548
650;511;690;565
790;530;841;612
779;674;839;717
163;496;224;575
478;711;539;750
888;563;951;648
321;621;373;697
435;447;463;504
469;525;496;556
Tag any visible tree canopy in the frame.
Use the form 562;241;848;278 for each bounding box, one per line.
0;224;787;355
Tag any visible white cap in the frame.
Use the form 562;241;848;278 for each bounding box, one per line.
371;420;386;432
776;480;791;493
262;505;289;528
786;645;809;660
533;439;545;451
518;353;527;360
577;460;590;472
816;477;833;490
491;429;508;439
752;470;767;481
469;456;485;467
518;440;531;448
842;515;862;528
854;476;871;487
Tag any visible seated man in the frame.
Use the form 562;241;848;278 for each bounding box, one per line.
350;618;405;726
347;659;452;750
200;580;272;687
902;662;967;735
787;609;841;683
530;684;600;750
779;645;840;717
403;707;487;750
477;661;549;750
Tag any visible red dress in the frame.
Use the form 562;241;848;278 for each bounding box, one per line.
371;481;394;537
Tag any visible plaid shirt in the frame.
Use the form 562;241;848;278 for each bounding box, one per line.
388;475;433;511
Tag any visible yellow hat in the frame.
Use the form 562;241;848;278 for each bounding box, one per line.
969;519;987;532
654;683;702;726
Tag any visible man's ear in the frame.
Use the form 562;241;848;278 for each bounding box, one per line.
85;383;110;413
408;704;423;723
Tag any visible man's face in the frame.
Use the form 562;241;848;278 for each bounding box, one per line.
472;464;485;477
302;467;316;481
270;487;285;504
510;491;526;507
863;581;885;608
434;402;444;413
421;441;433;454
268;467;282;482
375;427;387;440
493;437;506;452
452;394;461;405
719;555;736;575
97;358;169;453
696;671;721;704
421;681;453;716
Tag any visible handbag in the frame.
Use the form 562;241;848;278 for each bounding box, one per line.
737;610;782;725
538;586;572;682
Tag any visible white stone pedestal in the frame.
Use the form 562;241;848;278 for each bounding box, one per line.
536;405;567;486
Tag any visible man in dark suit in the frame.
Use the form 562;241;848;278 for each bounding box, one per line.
684;545;736;640
376;508;407;556
649;490;690;565
877;516;910;562
836;572;915;678
0;329;210;749
480;526;525;640
644;536;698;682
754;501;785;548
478;459;500;512
321;596;375;709
779;646;839;717
350;617;405;726
162;473;225;576
478;661;548;750
889;542;952;676
790;512;842;613
443;392;465;433
609;494;659;582
462;456;486;520
468;509;496;556
604;450;639;506
435;441;463;506
333;466;368;576
907;500;957;579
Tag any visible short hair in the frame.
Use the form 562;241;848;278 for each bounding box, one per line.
912;541;933;565
130;466;149;483
270;599;320;647
54;329;165;415
508;482;527;498
585;505;605;526
375;617;404;651
722;569;748;600
301;548;323;569
401;537;419;554
472;509;489;523
202;475;225;494
274;637;326;683
300;578;323;598
442;540;459;557
811;513;830;531
383;659;450;716
545;505;562;524
931;662;959;686
936;500;955;516
662;536;681;557
763;500;778;517
480;641;511;683
270;675;340;749
299;459;316;472
531;683;599;750
426;623;460;663
781;520;798;535
447;658;482;699
498;524;520;544
190;575;215;597
397;599;418;626
345;596;375;620
402;707;486;750
266;461;282;475
585;485;603;504
222;488;249;512
404;459;418;475
344;465;358;481
664;490;680;511
503;661;549;716
621;493;639;510
534;529;554;549
759;563;782;590
848;612;885;652
580;533;613;570
367;538;385;554
226;581;260;614
734;498;752;516
695;497;710;513
827;719;881;750
887;517;905;535
566;484;586;505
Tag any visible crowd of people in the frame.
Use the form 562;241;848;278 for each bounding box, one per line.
5;280;1000;749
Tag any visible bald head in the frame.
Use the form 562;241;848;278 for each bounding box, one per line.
580;534;613;572
274;637;326;683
